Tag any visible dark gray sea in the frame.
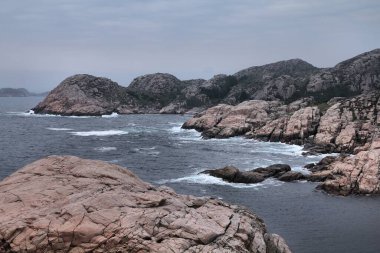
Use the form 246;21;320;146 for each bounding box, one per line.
1;97;380;253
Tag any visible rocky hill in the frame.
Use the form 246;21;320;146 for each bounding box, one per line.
32;49;380;116
0;156;291;253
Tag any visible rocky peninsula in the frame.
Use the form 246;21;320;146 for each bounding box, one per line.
0;156;291;253
33;49;379;116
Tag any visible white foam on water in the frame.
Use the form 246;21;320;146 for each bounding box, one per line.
101;112;119;118
94;147;117;152
158;173;283;189
7;110;92;118
70;130;128;136
168;122;181;125
132;147;160;156
47;128;73;131
291;166;311;174
8;110;122;119
249;142;304;156
169;126;183;133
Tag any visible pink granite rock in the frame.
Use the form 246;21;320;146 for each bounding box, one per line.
0;156;291;253
313;138;380;195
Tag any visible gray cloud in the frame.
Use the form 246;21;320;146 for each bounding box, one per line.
0;0;379;92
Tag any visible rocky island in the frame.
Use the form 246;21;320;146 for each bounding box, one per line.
0;156;291;253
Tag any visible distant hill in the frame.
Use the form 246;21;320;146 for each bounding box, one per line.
32;48;380;115
0;88;47;97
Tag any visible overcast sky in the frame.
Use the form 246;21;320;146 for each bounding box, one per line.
1;0;379;92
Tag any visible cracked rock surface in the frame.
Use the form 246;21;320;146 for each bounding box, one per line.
183;92;380;154
311;138;380;195
0;156;291;253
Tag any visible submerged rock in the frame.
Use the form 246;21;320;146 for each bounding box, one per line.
0;156;292;253
201;164;302;184
277;171;307;182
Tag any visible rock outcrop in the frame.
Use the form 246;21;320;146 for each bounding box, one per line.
184;92;380;195
182;97;320;142
309;138;380;195
314;92;380;153
183;92;380;152
32;49;380;116
0;156;292;253
201;164;306;184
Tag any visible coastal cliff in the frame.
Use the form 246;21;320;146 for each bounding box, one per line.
0;156;291;253
32;49;380;116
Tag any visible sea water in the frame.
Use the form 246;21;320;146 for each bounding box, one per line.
0;97;379;253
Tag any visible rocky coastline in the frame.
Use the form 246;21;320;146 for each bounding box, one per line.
29;49;380;197
32;49;379;116
0;156;291;253
182;93;380;195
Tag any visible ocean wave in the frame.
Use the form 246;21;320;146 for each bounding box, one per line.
158;173;283;189
94;147;117;152
46;127;73;131
168;125;185;133
7;110;92;118
70;130;128;136
8;110;121;119
132;147;160;156
101;112;119;118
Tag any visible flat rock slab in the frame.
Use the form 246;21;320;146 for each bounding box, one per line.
0;156;291;253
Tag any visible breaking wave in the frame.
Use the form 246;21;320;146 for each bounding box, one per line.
70;130;128;136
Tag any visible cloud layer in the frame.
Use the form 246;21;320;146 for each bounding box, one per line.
1;0;379;92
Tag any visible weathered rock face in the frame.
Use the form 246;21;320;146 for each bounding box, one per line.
183;97;319;143
230;59;318;103
183;100;286;138
201;164;305;184
32;74;131;116
0;156;291;253
314;92;380;153
310;139;380;195
128;73;182;97
184;92;380;152
307;49;380;96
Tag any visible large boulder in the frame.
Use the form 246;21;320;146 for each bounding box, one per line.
0;156;291;253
